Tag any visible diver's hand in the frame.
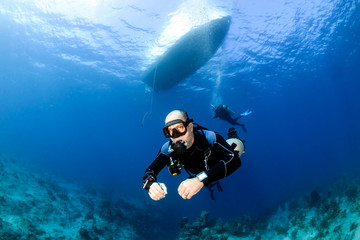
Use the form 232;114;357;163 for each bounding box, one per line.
148;182;167;201
178;178;204;200
240;109;252;117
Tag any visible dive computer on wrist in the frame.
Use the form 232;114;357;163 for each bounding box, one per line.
196;171;208;182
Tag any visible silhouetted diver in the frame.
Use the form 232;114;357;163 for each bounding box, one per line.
211;104;252;132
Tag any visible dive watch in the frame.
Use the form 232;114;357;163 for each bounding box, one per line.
196;171;208;182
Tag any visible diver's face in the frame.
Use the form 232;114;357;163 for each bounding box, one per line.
168;122;194;148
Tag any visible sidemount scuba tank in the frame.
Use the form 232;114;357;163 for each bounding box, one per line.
226;127;245;157
226;138;244;157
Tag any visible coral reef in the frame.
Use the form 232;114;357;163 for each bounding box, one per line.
177;178;360;240
2;153;360;240
0;154;164;240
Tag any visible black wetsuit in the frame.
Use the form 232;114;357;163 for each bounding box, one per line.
142;130;241;189
213;105;247;132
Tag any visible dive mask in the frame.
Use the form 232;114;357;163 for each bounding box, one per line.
163;118;193;138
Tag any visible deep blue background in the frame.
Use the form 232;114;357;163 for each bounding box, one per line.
1;0;359;234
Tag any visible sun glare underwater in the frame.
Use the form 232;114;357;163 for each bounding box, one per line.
1;0;360;239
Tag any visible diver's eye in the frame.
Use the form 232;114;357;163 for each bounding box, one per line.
175;125;186;133
168;123;185;134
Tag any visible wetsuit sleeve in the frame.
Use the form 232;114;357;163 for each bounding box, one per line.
142;150;169;190
203;133;241;185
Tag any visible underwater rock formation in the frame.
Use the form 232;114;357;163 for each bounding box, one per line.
1;153;359;240
177;178;360;240
0;154;164;240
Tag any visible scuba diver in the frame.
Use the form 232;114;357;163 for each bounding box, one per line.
211;104;252;132
142;110;242;201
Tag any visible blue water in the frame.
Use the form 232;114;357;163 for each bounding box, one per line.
1;0;359;235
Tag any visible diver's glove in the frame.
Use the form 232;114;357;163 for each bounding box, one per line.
142;170;157;190
240;110;252;117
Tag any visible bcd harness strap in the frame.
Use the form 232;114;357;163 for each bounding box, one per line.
203;148;211;170
191;125;223;200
